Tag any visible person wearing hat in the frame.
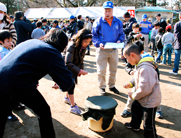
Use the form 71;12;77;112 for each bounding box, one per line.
0;2;17;47
41;19;49;34
166;19;173;33
161;25;175;66
84;16;92;55
139;14;153;52
52;20;60;29
9;15;14;22
92;1;125;95
0;3;27;122
169;18;181;75
67;15;77;38
155;13;167;32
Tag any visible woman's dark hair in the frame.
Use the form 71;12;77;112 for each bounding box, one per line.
2;14;10;25
0;30;13;43
40;28;68;52
72;28;92;48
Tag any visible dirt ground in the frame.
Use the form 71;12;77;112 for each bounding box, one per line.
3;47;181;138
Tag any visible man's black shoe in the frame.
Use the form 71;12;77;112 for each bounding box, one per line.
109;87;120;94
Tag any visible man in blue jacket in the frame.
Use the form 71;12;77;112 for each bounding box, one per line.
169;19;181;75
139;14;153;52
0;29;74;138
92;1;125;95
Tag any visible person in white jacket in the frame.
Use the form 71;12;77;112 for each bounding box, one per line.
161;25;175;65
84;16;92;55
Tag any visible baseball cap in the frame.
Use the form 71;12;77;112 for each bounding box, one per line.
103;1;113;9
166;25;172;30
142;14;147;19
0;2;7;13
10;15;14;19
69;15;75;19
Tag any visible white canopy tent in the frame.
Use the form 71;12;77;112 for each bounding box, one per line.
24;8;53;19
24;6;135;19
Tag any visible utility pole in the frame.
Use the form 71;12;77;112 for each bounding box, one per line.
171;0;173;10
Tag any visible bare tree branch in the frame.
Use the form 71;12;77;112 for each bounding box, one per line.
54;0;64;7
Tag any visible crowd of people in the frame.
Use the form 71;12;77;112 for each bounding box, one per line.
0;1;180;138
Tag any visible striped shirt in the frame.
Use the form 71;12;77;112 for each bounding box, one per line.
1;21;17;47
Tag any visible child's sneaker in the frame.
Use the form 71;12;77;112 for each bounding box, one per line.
156;111;163;119
125;123;140;132
120;110;131;117
64;97;71;105
7;114;18;121
70;105;82;115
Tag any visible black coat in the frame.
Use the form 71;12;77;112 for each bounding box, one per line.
77;20;84;31
123;18;137;36
174;21;181;50
67;21;77;37
0;39;73;95
155;33;163;49
156;19;167;32
14;12;32;45
127;31;144;44
63;42;86;78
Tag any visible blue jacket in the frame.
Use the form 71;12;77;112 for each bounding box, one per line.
174;21;181;50
0;39;73;95
139;20;153;35
92;16;125;48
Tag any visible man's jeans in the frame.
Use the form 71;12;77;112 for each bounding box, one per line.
173;49;181;73
162;44;172;65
